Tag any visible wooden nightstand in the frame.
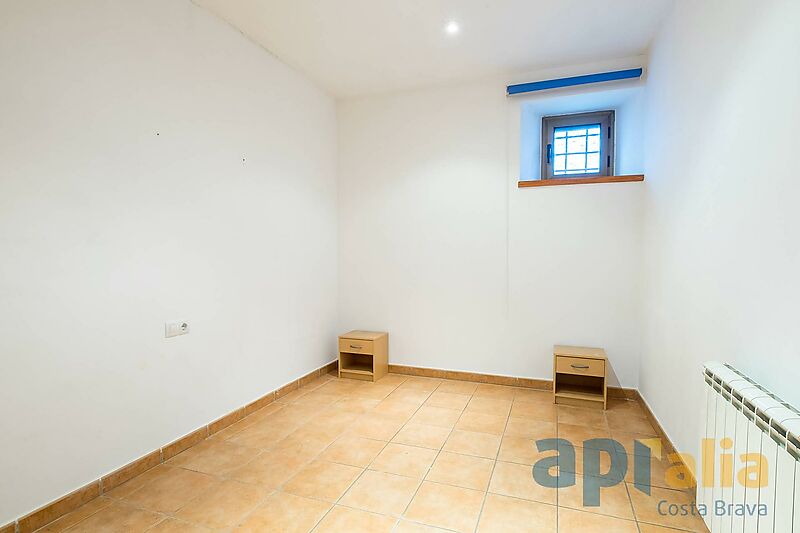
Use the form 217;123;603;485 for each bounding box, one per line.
553;345;607;410
338;331;388;382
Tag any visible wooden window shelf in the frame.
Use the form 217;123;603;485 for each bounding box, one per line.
518;174;644;188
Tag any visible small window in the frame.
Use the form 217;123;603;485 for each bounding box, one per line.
541;111;615;180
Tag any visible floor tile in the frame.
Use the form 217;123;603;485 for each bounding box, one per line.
169;440;258;476
556;445;618;477
606;411;657;435
637;524;699;533
473;384;516;401
228;449;311;489
391;423;450;450
316;409;360;429
235;491;331;533
606;399;648;418
64;502;162;532
376;374;409;386
557;507;639;533
175;479;268;529
557;406;609;429
512;389;552;404
409;406;461;429
623;453;687;490
369;443;438;478
454;412;507;436
611;430;665;457
424;391;470;410
629;485;708;531
435;381;478;395
393;520;451;532
246;402;286;421
276;387;313;403
292;391;342;407
104;465;174;500
497;435;549;465
510;401;557;422
399;377;442;392
465;397;512;417
404;481;484;533
121;467;216;513
443;430;501;459
503;417;556;440
282;460;363;502
557;473;635;520
476;493;556;532
228;419;297;449
425;451;494;491
272;404;328;426
340;470;420;516
212;416;258;442
349;384;398;400
147;518;209;532
319;434;387;467
331;397;380;413
284;422;347;448
349;413;405;441
557;422;612;450
386;389;433;406
37;496;112;532
301;375;335;391
317;380;360;396
312;506;396;533
372;399;420;419
488;461;557;504
272;430;338;458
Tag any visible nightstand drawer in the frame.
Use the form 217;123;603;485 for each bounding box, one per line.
556;356;604;377
339;338;374;354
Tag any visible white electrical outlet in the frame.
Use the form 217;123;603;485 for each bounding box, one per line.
165;321;189;338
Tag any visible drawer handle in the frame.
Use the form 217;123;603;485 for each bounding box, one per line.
350;344;362;349
571;364;590;369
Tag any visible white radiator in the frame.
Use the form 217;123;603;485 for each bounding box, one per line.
701;362;800;533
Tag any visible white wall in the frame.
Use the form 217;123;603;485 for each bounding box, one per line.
641;0;800;457
0;0;337;523
338;64;645;387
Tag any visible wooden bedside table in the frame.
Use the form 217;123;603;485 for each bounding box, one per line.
553;345;607;410
338;331;388;382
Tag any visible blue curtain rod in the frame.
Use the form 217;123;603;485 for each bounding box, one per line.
506;68;643;96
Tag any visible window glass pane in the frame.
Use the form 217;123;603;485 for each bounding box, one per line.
586;153;600;171
551;123;602;176
566;154;586;170
567;136;586;153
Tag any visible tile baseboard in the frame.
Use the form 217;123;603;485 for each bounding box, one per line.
634;389;699;497
10;359;338;533
388;363;637;399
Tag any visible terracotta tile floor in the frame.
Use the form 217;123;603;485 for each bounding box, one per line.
38;373;709;532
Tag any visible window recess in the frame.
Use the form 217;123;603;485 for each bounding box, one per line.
541;110;615;181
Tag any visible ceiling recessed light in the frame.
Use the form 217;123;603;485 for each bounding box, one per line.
445;21;460;35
